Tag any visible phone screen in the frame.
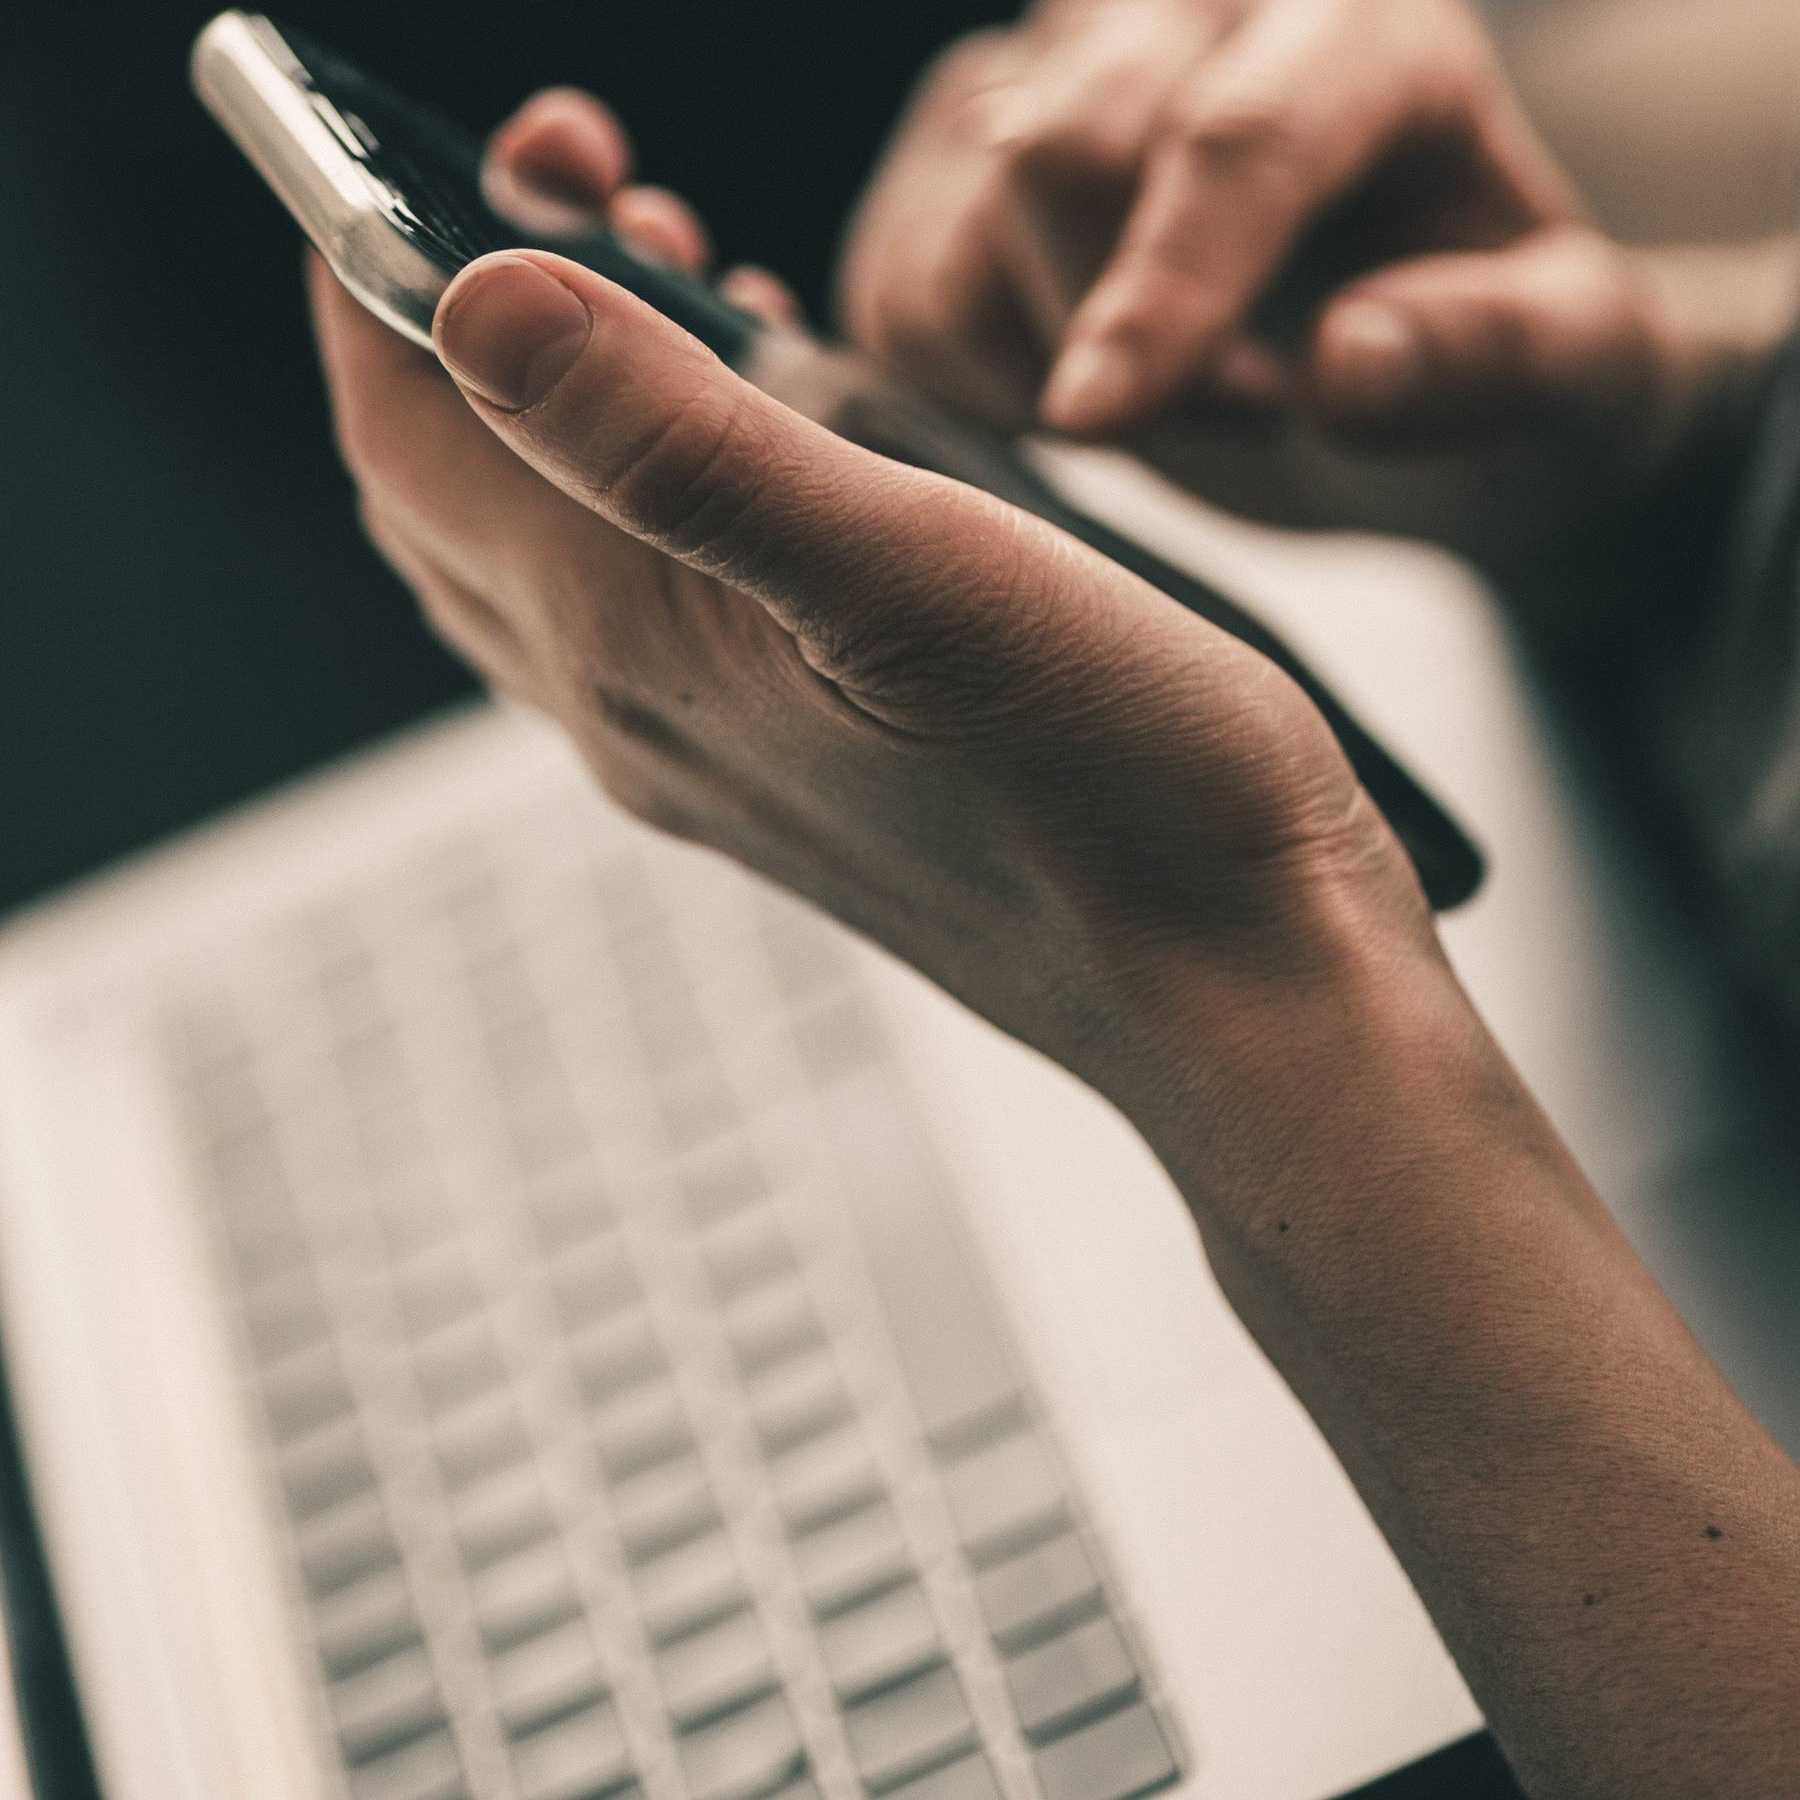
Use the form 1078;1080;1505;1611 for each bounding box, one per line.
269;18;755;359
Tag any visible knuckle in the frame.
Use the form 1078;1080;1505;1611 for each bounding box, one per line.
1000;114;1126;188
800;509;1046;732
1167;96;1316;205
591;384;771;568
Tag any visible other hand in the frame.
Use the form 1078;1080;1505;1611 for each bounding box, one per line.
837;0;1747;571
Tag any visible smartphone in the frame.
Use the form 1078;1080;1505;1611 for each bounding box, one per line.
191;10;1485;911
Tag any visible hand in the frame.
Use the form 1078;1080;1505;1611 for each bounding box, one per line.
308;105;1800;1798
838;0;1766;569
306;91;1441;1140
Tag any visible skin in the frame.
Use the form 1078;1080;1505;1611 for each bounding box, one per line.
838;0;1800;583
305;60;1800;1800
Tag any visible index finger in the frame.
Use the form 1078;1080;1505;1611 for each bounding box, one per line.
1041;0;1492;433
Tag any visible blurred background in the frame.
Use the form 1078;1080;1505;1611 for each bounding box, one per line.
2;0;1798;915
1;8;1798;1800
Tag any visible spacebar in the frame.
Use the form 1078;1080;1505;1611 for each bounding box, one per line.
819;1068;1023;1454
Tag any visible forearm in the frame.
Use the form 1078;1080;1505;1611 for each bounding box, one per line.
1121;936;1800;1799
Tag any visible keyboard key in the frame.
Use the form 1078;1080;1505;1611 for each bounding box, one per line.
334;1643;445;1765
817;1579;941;1702
611;1452;720;1562
794;1500;911;1617
240;1271;328;1363
451;1461;556;1570
884;1753;1002;1800
1031;1704;1178;1800
472;1537;582;1652
492;1615;606;1738
375;1178;458;1260
703;1217;795;1300
510;1693;633;1800
679;1157;770;1230
280;1416;376;1518
941;1432;1065;1558
748;1356;851;1456
595;1383;692;1483
346;1722;464;1800
725;1280;824;1377
551;1241;639;1332
570;1314;665;1409
222;1208;308;1287
434;1393;531;1490
769;1426;882;1534
820;1074;1019;1448
526;1171;615;1254
677;1690;806;1800
656;1603;778;1729
315;1563;423;1681
1004;1616;1141;1744
973;1533;1102;1652
635;1526;747;1643
300;1489;401;1597
262;1340;354;1441
507;1098;591;1184
394;1245;482;1337
414;1318;507;1416
842;1662;976;1793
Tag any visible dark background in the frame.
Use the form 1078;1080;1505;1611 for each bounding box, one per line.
0;0;1015;914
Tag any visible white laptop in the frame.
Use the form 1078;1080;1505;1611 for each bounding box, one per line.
1;450;1794;1800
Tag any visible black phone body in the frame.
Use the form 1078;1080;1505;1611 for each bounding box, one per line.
192;10;1485;911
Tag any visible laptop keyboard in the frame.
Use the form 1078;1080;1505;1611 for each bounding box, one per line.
157;784;1184;1800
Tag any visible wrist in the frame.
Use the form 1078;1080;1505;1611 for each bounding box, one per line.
1077;838;1504;1233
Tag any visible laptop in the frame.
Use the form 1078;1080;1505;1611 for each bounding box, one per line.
1;447;1794;1800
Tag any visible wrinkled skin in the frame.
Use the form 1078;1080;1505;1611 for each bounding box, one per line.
311;207;1428;1125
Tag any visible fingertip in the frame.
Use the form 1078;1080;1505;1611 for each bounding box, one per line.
1309;298;1428;423
434;252;595;413
609;186;713;274
1040;337;1146;435
718;265;803;329
487;87;632;210
1210;338;1290;412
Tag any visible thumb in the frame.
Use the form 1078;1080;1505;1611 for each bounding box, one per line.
1306;228;1662;446
430;249;1139;706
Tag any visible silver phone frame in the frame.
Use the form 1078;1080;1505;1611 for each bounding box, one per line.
191;10;450;349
